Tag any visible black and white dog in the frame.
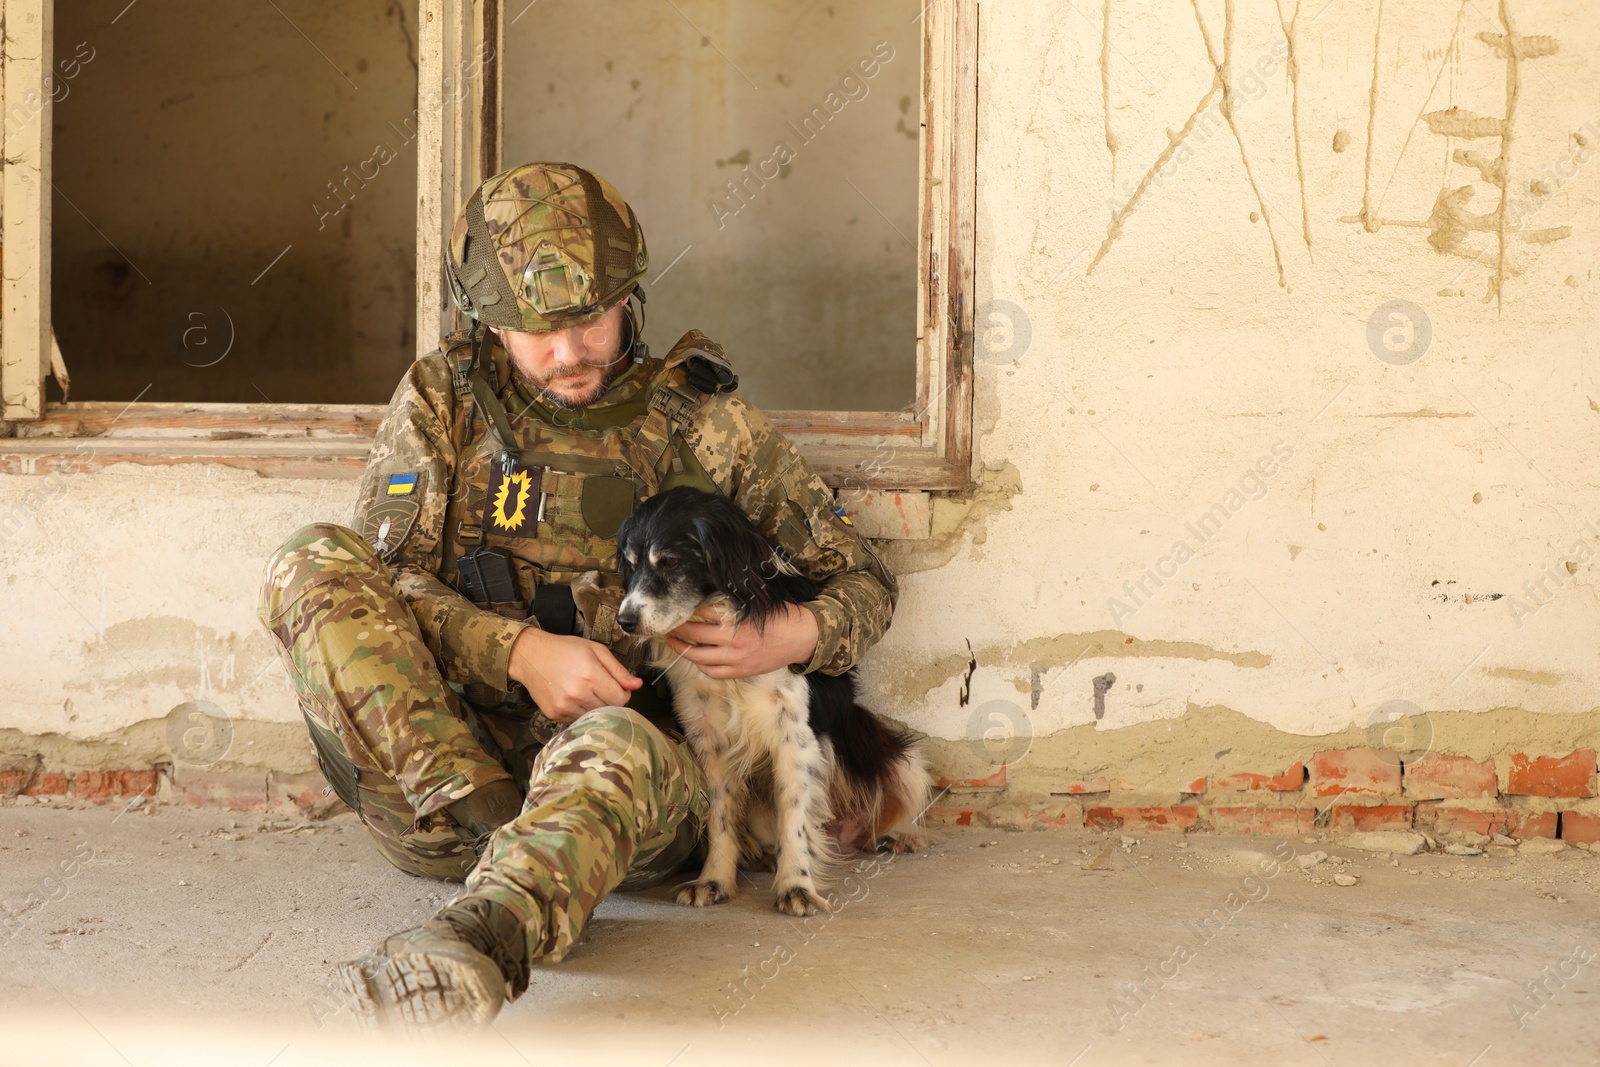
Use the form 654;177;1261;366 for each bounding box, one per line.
613;487;929;917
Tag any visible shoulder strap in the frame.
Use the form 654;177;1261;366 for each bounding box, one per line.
468;329;519;454
637;331;737;484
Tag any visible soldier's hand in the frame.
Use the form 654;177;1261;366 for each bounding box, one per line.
665;602;819;680
508;627;642;724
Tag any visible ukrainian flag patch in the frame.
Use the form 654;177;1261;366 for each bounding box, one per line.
834;506;854;527
386;473;419;496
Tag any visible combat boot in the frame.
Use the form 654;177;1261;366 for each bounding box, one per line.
446;778;523;851
336;897;529;1029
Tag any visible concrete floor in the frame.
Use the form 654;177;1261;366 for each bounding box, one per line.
1;799;1597;1066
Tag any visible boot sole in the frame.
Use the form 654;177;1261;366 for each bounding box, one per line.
335;946;505;1029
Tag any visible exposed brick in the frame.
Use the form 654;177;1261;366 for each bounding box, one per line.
1507;750;1597;799
267;771;348;818
1051;779;1111;795
1085;805;1199;832
1310;749;1401;797
1329;804;1414;833
1403;755;1497;800
73;769;160;801
171;768;269;810
1030;809;1084;829
1209;807;1315;835
1562;812;1600;845
926;805;981;828
1214;763;1305;792
22;772;69;796
1181;778;1208;794
0;770;28;794
1507;811;1559;840
937;764;1008;790
1417;805;1505;836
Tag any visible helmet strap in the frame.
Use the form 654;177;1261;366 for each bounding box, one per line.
622;286;649;364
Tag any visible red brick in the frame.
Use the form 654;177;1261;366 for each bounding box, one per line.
1085;805;1199;832
1029;809;1084;829
1051;779;1111;795
1215;762;1305;792
926;805;981;827
73;769;160;801
1561;812;1600;845
937;764;1008;790
1329;804;1414;832
22;772;69;796
1181;778;1208;794
171;768;268;810
267;771;348;817
1417;805;1505;836
1507;811;1559;840
0;770;28;794
1209;807;1315;835
1404;755;1497;800
1310;749;1401;797
1507;751;1596;799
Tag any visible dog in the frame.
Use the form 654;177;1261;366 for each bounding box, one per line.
612;487;929;917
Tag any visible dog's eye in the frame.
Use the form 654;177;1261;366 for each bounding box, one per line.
659;557;681;571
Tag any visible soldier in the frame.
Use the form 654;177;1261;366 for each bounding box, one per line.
257;162;897;1027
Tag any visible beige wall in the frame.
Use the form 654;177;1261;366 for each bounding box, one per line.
865;0;1600;770
4;0;1598;789
501;0;921;413
51;0;420;405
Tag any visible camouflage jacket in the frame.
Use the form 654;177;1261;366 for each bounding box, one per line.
351;331;897;695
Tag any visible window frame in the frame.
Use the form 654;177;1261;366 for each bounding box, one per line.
0;0;976;494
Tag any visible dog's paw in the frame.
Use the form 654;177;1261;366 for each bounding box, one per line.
772;885;831;917
877;829;925;854
675;880;733;907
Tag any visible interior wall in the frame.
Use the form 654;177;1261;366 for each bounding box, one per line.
4;0;1599;800
50;0;420;405
501;0;921;413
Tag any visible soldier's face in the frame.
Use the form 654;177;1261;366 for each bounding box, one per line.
495;303;628;408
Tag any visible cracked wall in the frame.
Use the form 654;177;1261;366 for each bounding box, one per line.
4;0;1600;789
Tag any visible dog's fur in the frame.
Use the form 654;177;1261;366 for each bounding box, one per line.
614;487;929;917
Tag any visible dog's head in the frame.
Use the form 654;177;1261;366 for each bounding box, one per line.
614;486;804;638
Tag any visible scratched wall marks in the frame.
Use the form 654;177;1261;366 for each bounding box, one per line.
1342;0;1566;307
1089;0;1311;287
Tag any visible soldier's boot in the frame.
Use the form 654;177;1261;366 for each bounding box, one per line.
337;897;528;1030
446;778;524;852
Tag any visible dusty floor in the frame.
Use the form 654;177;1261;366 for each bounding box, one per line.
0;799;1597;1066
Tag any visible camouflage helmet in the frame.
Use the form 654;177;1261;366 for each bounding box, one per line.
445;162;649;333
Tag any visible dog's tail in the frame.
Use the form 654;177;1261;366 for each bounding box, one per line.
826;706;931;854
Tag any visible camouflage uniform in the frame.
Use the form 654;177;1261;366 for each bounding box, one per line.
257;166;897;987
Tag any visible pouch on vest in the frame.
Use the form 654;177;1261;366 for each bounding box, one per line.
580;475;636;539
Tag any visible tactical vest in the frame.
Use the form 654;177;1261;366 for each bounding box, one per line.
438;330;734;606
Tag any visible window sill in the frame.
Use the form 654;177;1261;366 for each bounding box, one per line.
1;401;968;492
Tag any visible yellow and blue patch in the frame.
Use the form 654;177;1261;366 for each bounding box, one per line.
834;506;854;527
386;472;419;496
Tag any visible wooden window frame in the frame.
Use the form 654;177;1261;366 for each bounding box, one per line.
0;0;976;494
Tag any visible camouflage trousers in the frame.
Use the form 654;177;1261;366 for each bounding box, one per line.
258;523;707;965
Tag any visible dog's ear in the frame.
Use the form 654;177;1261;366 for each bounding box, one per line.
613;510;640;584
690;496;783;625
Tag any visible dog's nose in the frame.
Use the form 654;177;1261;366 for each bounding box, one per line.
616;608;639;634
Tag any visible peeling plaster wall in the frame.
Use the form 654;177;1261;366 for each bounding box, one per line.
4;0;1600;781
860;0;1600;759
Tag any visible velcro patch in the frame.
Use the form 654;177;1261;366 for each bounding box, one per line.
386;472;419;496
361;497;421;560
485;453;545;538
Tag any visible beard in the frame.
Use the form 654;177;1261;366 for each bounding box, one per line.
514;353;631;409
